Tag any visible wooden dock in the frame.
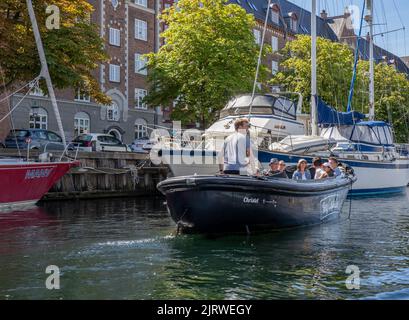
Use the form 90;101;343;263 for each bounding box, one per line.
0;149;170;200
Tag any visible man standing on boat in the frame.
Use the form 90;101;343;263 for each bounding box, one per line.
218;118;254;175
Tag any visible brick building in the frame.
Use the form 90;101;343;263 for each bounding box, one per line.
6;0;163;144
323;8;409;75
3;0;408;143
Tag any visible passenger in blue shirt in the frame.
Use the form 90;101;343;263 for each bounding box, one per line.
292;159;312;181
329;157;344;178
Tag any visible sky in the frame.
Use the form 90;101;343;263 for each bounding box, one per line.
289;0;409;58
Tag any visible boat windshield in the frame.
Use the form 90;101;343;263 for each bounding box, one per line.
219;95;297;120
321;123;394;146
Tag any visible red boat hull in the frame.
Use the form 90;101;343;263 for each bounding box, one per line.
0;161;78;206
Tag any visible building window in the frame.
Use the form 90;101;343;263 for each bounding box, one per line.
109;28;121;46
164;3;171;9
109;64;120;82
272;61;279;75
107;102;120;121
290;18;298;32
29;107;48;129
135;19;147;41
253;29;261;45
29;83;45;96
135;118;148;139
135;53;147;75
271;9;279;24
74;112;90;136
135;0;147;7
135;88;147;109
271;36;278;52
75;89;90;102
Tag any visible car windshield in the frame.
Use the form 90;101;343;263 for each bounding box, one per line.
73;135;92;142
7;130;29;138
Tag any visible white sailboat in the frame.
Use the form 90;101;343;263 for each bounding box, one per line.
156;0;409;195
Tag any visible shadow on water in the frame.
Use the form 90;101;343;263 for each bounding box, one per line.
0;190;409;300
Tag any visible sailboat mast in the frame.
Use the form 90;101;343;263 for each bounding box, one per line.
26;0;67;146
311;0;318;136
367;0;375;121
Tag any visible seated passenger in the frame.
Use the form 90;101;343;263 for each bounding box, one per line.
264;158;287;178
278;160;289;178
328;157;344;178
319;162;333;179
311;157;324;180
292;159;311;181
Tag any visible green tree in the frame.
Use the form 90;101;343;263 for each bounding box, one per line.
271;35;409;142
0;0;109;104
145;0;271;128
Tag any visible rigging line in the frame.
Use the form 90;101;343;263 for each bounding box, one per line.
0;76;41;104
392;0;407;57
0;64;22;157
346;0;366;113
0;86;36;124
248;0;272;117
375;0;386;51
392;0;405;27
379;0;389;48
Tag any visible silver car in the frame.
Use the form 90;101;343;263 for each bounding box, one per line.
5;129;66;151
71;133;131;152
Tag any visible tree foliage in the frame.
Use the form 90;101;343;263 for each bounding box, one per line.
145;0;271;128
0;0;109;104
271;35;409;142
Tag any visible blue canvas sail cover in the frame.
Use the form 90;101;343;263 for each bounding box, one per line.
317;97;366;126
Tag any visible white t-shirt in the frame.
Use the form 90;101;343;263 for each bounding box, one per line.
220;132;248;171
314;168;325;180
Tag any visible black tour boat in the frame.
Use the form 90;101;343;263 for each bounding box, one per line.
157;174;356;234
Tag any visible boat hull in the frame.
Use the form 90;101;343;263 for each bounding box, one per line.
0;161;78;207
159;148;409;196
158;175;354;233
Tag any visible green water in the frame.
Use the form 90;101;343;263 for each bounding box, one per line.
1;192;409;300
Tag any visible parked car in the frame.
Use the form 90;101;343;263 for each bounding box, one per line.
71;133;131;152
5;129;66;151
129;137;152;153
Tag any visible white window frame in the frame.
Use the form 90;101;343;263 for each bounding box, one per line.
109;64;121;83
75;89;91;102
135;53;147;75
290;18;298;32
271;9;279;24
107;102;120;121
29;107;48;130
135;19;147;41
135;88;148;109
134;0;147;7
253;29;261;45
109;27;121;46
271;36;278;52
29;83;46;97
74;112;90;136
272;61;279;75
135;121;148;139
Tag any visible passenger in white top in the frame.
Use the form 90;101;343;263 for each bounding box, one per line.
218;118;251;175
312;157;325;180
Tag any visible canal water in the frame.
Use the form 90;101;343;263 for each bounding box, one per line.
1;191;409;300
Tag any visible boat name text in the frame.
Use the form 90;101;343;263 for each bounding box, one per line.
25;168;53;180
243;197;259;204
